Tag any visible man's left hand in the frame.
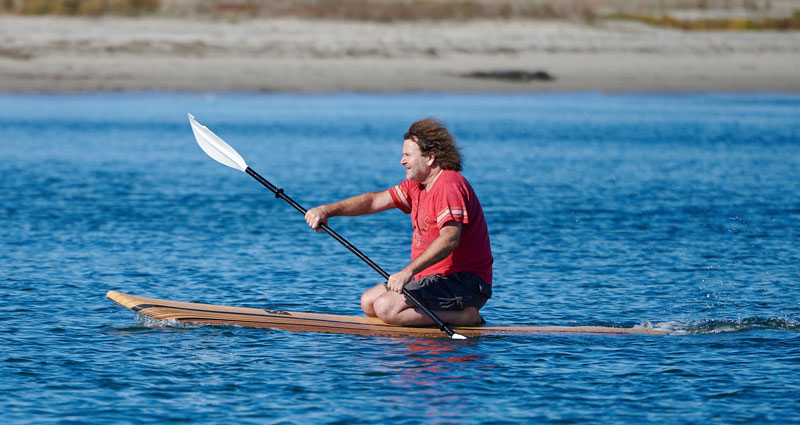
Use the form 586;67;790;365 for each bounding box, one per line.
387;269;414;293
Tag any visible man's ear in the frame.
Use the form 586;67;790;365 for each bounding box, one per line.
426;153;436;166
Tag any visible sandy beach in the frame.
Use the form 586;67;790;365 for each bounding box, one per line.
1;15;798;93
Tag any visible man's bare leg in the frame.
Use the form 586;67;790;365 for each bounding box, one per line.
360;283;387;317
362;284;483;326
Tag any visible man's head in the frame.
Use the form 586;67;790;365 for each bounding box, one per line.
403;118;462;172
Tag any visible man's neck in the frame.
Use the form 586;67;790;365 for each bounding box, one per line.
420;167;444;191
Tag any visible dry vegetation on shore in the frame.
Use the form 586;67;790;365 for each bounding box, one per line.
2;0;799;29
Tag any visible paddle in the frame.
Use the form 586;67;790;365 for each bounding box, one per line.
187;114;467;340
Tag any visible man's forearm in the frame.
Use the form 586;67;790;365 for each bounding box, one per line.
324;191;389;217
306;190;394;230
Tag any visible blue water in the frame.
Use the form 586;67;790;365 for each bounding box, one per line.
1;92;799;424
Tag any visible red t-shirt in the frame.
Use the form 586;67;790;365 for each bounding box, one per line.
388;170;493;285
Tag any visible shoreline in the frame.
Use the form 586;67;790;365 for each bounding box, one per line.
1;16;798;93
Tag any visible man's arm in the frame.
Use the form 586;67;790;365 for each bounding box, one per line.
386;221;462;293
305;190;395;231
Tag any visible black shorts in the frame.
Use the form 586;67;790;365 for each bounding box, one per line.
403;272;492;311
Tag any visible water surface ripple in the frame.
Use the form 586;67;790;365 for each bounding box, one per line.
1;93;798;424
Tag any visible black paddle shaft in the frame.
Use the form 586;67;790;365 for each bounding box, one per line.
244;167;458;338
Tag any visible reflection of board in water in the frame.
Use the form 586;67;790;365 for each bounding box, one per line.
107;291;667;339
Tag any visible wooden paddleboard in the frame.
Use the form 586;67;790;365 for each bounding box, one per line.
107;291;667;338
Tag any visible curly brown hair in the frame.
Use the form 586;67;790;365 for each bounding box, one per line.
404;118;462;171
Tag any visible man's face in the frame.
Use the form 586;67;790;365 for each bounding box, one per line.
401;139;433;183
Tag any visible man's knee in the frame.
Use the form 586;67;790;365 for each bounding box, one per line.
372;293;407;324
360;291;376;316
360;283;387;317
372;295;392;320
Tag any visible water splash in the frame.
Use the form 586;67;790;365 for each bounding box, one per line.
134;313;203;329
640;317;800;335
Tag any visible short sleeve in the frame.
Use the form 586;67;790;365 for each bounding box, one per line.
388;180;413;214
432;181;470;229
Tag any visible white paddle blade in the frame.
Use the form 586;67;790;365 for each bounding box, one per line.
188;113;248;172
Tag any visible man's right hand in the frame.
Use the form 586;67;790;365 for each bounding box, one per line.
304;205;329;232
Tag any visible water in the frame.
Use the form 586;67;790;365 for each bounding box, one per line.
1;92;799;424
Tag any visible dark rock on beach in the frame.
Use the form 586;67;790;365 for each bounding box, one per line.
461;70;554;82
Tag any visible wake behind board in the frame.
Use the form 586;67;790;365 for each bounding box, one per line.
107;291;667;338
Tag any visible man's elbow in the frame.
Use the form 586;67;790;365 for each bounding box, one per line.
448;239;459;253
449;237;460;250
444;234;460;254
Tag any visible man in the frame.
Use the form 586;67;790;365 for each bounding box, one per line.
305;118;492;326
